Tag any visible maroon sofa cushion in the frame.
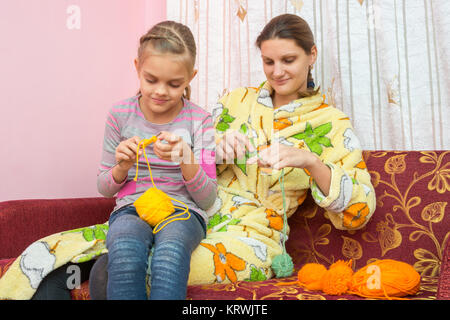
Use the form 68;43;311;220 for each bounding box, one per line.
0;256;438;300
0;197;114;259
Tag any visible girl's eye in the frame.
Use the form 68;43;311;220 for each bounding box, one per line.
284;58;295;64
264;60;274;65
145;78;181;88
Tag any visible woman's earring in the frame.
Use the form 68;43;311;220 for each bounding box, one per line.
307;65;315;89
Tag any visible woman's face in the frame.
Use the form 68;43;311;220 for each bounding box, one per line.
260;38;317;101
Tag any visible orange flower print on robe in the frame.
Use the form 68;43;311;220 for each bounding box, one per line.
355;160;367;170
342;202;370;229
273;118;292;131
265;208;284;231
200;242;246;283
312;102;329;112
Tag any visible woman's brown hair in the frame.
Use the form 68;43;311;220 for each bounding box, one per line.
137;21;196;100
256;14;319;98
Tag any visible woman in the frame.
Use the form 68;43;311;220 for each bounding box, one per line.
185;13;376;284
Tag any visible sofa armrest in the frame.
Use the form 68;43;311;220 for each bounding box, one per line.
437;239;450;300
0;197;115;259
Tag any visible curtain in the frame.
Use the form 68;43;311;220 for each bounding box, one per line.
167;0;449;151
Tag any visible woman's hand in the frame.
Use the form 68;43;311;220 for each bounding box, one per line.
247;142;316;170
247;142;331;196
154;131;192;163
216;130;255;164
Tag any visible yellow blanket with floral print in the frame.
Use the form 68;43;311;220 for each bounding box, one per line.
0;83;376;299
0;224;108;300
187;83;376;285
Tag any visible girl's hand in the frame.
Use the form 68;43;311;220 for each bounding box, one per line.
115;136;142;172
154;131;192;163
216;130;255;164
246;142;317;170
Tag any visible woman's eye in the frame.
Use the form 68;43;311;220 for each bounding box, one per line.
146;79;156;84
169;83;181;88
264;60;274;65
284;58;295;64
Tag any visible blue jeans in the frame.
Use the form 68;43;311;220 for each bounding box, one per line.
105;205;205;300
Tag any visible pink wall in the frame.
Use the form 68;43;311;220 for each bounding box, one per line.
0;0;166;201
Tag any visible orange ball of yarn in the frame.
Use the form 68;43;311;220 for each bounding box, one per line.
277;258;421;299
134;187;175;227
297;263;327;291
321;260;354;295
350;259;421;299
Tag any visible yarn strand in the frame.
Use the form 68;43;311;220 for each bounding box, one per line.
134;136;158;186
270;168;294;278
248;132;293;278
133;136;191;234
279;169;288;254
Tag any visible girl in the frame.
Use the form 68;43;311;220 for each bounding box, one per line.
93;20;217;299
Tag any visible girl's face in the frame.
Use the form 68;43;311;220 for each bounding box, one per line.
260;38;317;102
135;52;196;122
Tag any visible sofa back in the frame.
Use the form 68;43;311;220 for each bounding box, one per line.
0;197;114;259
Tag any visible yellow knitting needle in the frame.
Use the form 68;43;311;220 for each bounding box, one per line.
98;132;161;176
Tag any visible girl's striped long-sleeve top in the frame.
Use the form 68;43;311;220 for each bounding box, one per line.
97;94;217;224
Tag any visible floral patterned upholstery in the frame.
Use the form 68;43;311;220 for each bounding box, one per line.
0;151;448;300
184;151;450;300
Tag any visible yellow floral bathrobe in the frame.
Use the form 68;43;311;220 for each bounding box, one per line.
0;82;376;299
187;82;375;284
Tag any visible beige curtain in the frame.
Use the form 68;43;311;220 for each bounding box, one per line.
167;0;449;151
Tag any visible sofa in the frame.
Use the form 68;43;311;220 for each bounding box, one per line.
1;150;449;300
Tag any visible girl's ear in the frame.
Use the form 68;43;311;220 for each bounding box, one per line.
189;69;198;82
134;58;140;74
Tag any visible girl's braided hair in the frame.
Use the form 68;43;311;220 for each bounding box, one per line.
137;21;196;100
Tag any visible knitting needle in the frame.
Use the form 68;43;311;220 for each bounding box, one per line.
98;132;162;176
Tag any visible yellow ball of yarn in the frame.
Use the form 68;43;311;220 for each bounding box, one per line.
134;187;175;227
